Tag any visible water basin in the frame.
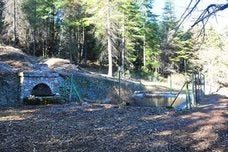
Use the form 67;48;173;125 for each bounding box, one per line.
131;92;191;109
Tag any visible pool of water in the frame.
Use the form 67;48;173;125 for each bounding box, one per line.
131;92;191;109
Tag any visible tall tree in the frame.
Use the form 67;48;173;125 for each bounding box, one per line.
170;31;196;72
22;0;65;56
141;0;161;74
2;0;19;46
22;0;37;55
61;0;88;63
87;0;129;76
106;0;112;76
123;1;144;70
159;0;177;75
118;0;161;77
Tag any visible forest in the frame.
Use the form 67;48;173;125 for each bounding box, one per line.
0;1;228;151
0;0;228;89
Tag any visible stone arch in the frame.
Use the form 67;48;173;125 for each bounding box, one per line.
31;83;53;97
19;71;60;101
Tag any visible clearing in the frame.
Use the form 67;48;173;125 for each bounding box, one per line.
0;94;227;152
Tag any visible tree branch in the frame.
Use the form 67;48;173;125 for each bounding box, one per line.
176;0;201;30
191;3;228;27
177;0;228;30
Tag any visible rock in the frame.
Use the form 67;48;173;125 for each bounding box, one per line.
44;58;70;68
100;98;111;104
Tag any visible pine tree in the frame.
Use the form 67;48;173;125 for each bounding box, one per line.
171;31;195;72
159;0;177;75
123;1;144;70
86;0;131;77
122;0;160;77
22;0;65;56
141;0;161;75
61;0;89;63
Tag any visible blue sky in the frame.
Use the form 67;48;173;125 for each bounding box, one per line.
153;0;228;31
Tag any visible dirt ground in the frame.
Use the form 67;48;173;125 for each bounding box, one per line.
0;94;227;152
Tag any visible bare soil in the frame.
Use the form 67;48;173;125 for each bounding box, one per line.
0;94;227;152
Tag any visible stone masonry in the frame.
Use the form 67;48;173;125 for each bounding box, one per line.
19;66;61;101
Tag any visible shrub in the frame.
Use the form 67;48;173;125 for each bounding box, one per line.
24;96;65;105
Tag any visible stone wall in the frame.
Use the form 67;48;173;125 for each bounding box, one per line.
60;72;144;104
19;71;61;100
0;73;20;106
0;68;144;106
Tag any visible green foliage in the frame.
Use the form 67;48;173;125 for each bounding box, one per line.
18;0;202;79
159;0;178;74
122;0;161;73
160;0;177;42
204;26;224;49
144;21;161;72
22;0;65;56
23;0;65;26
161;0;176;29
20;0;166;77
171;32;194;61
24;96;64;105
123;2;144;68
159;0;197;74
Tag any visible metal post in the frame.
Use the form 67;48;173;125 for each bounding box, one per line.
169;74;173;94
203;74;205;95
184;60;189;109
191;73;196;106
195;73;198;102
186;82;191;109
69;74;73;102
199;72;203;101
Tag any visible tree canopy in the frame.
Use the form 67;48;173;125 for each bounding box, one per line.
0;0;227;82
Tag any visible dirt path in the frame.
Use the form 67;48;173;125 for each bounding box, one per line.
0;94;227;152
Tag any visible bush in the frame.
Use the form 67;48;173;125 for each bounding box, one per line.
24;96;65;105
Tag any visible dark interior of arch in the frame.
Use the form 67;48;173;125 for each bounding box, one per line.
31;83;53;97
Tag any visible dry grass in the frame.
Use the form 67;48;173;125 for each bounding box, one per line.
43;58;79;75
43;58;71;68
0;45;36;71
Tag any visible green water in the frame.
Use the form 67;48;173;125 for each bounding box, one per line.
132;93;187;109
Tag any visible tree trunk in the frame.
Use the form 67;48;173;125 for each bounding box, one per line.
77;26;81;63
13;0;17;47
33;0;37;56
143;33;146;67
49;3;55;56
107;0;112;77
69;28;73;62
73;27;79;64
143;12;146;67
121;21;125;77
82;26;87;64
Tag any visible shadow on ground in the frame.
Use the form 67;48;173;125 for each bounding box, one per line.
0;94;227;152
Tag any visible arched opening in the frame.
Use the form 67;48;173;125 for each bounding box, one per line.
31;83;53;97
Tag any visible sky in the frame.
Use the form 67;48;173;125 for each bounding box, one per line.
153;0;228;31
